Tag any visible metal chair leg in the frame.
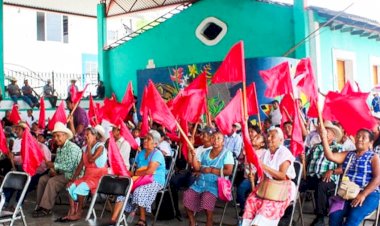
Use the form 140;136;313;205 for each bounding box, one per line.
153;192;165;226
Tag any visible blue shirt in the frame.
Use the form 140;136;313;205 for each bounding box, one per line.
136;149;166;186
372;96;380;112
224;133;243;158
190;148;234;196
82;142;107;168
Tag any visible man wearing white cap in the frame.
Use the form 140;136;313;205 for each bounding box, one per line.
33;122;82;217
224;122;243;158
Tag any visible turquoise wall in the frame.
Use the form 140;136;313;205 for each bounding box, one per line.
318;26;380;92
105;0;296;98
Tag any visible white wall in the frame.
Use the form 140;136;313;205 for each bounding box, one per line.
3;5;97;73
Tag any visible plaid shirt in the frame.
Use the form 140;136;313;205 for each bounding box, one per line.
54;140;82;180
306;142;344;182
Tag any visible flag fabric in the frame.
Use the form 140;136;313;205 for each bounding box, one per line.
0;122;9;155
290;100;304;156
38;97;46;129
140;86;150;137
179;119;189;161
214;89;243;135
70;84;88;104
186;71;208;91
108;132;130;177
48;101;67;131
322;90;376;135
279;94;295;125
101;97;130;125
144;80;177;132
121;82;135;108
241;121;263;178
9;104;22;125
294;58;319;117
259;61;293;98
211;41;245;84
246;82;259;116
341;81;361;95
21;128;45;176
88;95;100;127
118;119;139;150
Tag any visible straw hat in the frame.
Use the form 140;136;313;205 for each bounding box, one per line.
14;121;28;129
9;76;17;82
324;121;343;141
52;122;73;140
94;125;106;139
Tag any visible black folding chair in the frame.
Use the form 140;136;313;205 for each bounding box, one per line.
152;149;177;226
85;175;133;226
0;171;31;226
219;158;239;226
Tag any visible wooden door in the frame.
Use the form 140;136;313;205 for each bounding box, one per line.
336;60;346;91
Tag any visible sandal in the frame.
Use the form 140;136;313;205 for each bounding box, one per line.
135;219;146;226
32;208;52;218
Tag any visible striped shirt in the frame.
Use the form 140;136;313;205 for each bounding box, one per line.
306;142;344;182
343;151;377;190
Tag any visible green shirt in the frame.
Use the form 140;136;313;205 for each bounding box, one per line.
54;140;82;180
306;142;344;183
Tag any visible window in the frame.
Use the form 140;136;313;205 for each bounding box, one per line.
332;49;356;91
196;17;227;46
37;12;69;43
370;57;380;86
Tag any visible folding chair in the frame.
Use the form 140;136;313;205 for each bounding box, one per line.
219;158;239;226
362;201;380;226
0;171;31;226
288;161;304;226
85;175;133;226
152;149;177;226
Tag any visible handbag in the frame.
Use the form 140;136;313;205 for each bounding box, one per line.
217;169;232;202
131;150;157;192
337;155;361;200
256;177;290;201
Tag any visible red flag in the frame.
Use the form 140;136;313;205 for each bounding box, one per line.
341;80;361;94
246;83;259;116
211;41;245;84
140;86;150;137
179;119;189;161
279;94;295;125
323;90;376;135
21;128;45;176
0;122;9;155
88;95;100;127
214;89;243;135
48;101;67;131
108;132;130;176
38;97;45;129
290;100;304;156
9;104;21;125
118;118;139;150
121;82;135;107
241;121;263;178
294;58;319;118
144;80;177;132
259;61;293;98
101;97;130;125
70;84;88;104
186;71;208;91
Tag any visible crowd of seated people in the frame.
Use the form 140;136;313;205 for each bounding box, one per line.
0;95;380;226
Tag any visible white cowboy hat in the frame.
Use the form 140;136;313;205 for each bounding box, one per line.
324;121;343;142
52;122;73;140
94;125;106;139
233;122;242;131
9;76;17;82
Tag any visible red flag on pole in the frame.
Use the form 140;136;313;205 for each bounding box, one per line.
108;132;131;176
241;121;263;178
118;118;139;150
9;104;21;125
290;100;304;156
341;80;361;95
21;128;45;176
246;83;259;116
48;101;67;131
0;122;9;155
179;119;189;161
140;86;150;137
279;94;295;125
211;41;245;84
38;97;45;129
101;97;130;125
259;61;293;98
121;82;135;107
214;89;243;135
88;95;100;127
70;84;88;104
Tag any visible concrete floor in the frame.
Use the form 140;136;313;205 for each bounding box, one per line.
1;190;376;226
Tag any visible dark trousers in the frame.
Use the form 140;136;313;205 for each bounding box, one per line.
169;170;196;215
0;158;12;176
300;175;337;216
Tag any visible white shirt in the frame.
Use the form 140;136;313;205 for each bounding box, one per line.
116;137;131;170
270;108;282;126
12;138;22;164
24;115;36;127
36;143;52;174
195;145;212;161
343;138;356;151
158;140;172;156
224;132;243;157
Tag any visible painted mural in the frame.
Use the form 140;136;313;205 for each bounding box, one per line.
137;57;300;124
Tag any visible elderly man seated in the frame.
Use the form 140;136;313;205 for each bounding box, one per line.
301;121;344;226
32;122;82;218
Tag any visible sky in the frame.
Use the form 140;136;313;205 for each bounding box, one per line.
276;0;380;23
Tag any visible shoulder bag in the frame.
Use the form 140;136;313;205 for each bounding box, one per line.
337;154;360;200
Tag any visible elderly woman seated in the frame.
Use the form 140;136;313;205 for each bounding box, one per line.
111;130;166;226
183;132;234;226
58;125;108;222
319;126;380;226
241;127;296;226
